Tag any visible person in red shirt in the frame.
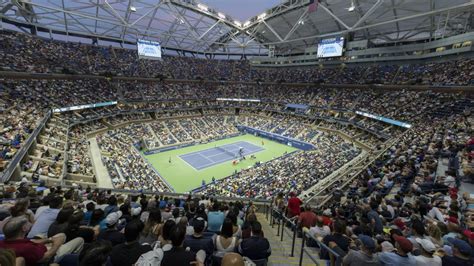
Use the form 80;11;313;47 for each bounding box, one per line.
287;192;302;218
320;208;333;226
0;216;65;266
298;205;317;229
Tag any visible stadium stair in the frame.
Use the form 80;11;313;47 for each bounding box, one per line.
146;124;163;146
162;122;180;143
257;213;327;266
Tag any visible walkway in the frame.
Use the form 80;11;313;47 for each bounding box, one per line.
88;137;113;188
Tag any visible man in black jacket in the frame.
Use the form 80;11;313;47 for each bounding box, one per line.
238;221;271;261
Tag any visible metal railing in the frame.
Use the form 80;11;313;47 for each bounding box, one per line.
268;209;344;265
270;209;298;257
299;231;342;266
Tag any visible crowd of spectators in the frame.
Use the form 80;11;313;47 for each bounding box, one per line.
198;131;360;199
0;181;272;265
1;30;473;85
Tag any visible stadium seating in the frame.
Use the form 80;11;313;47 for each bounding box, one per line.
0;28;473;266
1;30;474;85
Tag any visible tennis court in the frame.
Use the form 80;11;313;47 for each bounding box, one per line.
179;141;264;170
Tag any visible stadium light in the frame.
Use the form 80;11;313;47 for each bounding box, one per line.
197;3;208;11
347;0;355;12
243;21;251;27
217;12;226;19
234;21;242;27
130;6;137;12
258;13;267;20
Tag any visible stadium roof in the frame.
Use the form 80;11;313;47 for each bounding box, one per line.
1;0;473;56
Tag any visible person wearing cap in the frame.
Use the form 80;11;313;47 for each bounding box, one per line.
414;238;441;266
321;209;333;226
97;211;126;246
441;237;474;266
329;234;381;266
462;229;474;247
378;235;416;266
183;217;214;259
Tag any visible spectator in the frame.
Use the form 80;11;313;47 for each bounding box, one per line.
221;252;254;266
308;216;331;239
331;234;380;266
139;208;162;245
214;218;239;258
441;237;473;266
184;217;214;259
321;219;350;260
241;214;258;239
378;234;416;265
78;240;112;266
109;219;151;266
97;211;126;246
47;208;74;238
367;200;383;235
287;192;302;218
104;196;119;216
0;216;83;265
0;198;35;234
161;224;205;265
298;205;317;230
238;221;271;261
158;220;176;247
208;202;225;233
414;238;441;266
27;195;63;238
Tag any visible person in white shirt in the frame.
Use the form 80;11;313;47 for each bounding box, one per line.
308;217;331;238
414;238;441;266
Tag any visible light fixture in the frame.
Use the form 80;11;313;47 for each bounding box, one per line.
347;0;355;12
130;6;137;12
234;20;242;27
197;3;208;11
258;12;267;20
217;12;225;19
243;21;250;27
299;20;304;25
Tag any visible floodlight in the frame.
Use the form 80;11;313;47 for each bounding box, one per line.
197;3;208;11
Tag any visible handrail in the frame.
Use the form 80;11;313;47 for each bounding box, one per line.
1;111;52;183
271;209;298;257
299;231;342;266
308;129;411;207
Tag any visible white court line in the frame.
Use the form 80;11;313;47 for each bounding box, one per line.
180;141;265;171
178;153;214;170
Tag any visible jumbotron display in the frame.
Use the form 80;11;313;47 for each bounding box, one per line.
137;39;162;60
317;37;344;58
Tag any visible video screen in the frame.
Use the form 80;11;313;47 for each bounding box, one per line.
317;37;344;58
137;39;162;60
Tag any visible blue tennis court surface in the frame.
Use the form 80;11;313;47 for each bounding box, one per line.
179;141;264;170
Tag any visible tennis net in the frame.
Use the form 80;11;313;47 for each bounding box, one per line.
216;146;237;158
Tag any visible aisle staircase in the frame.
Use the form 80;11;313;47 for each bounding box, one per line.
257;213;328;266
